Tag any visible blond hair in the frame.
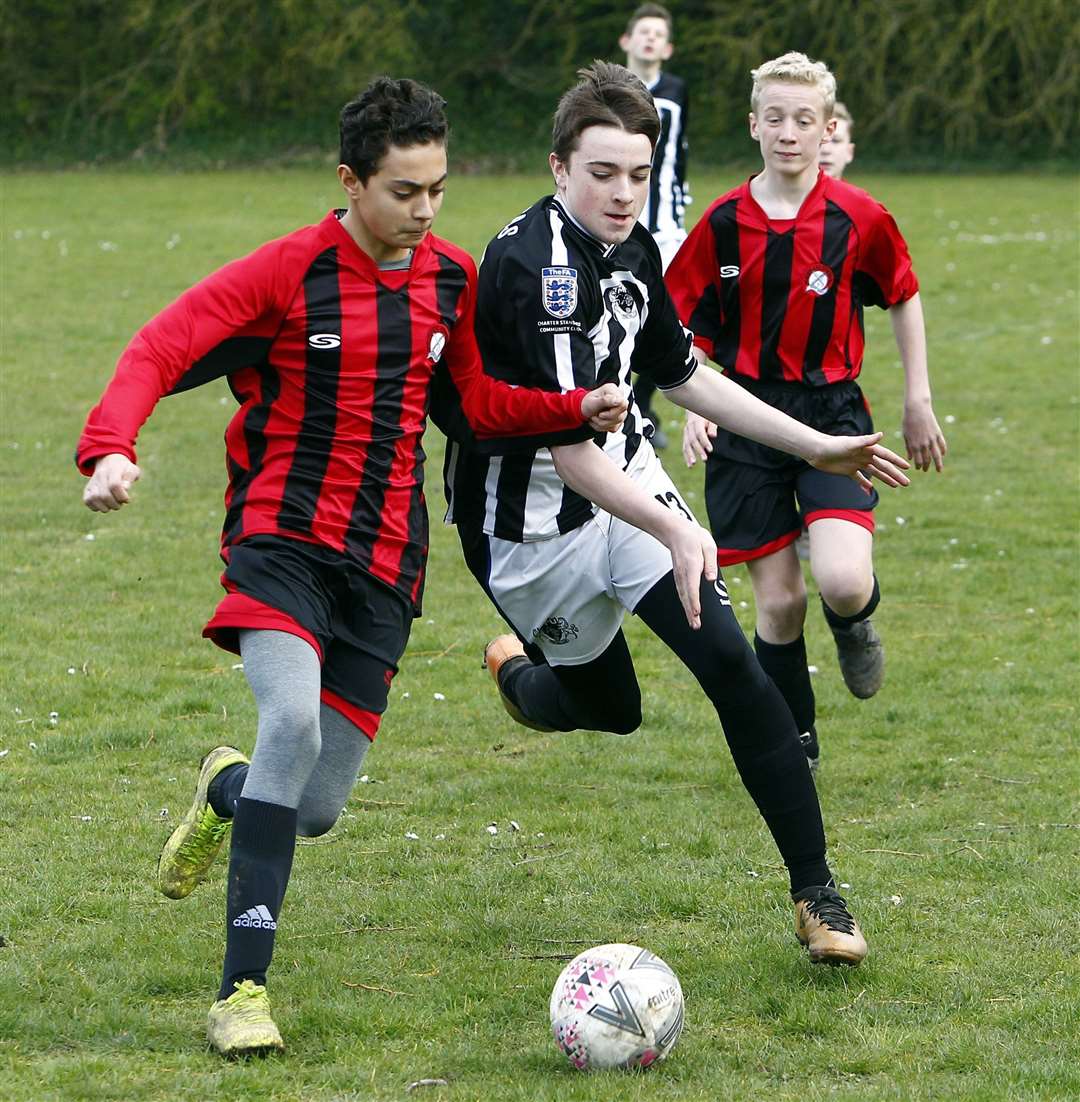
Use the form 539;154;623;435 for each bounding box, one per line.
750;52;836;117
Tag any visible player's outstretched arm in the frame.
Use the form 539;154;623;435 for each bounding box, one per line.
890;293;947;472
581;384;629;433
83;453;142;512
550;440;717;630
665;352;910;490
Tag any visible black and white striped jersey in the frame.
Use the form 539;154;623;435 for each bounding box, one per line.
443;195;697;543
641;72;690;239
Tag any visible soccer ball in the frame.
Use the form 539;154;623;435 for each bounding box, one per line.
549;943;684;1070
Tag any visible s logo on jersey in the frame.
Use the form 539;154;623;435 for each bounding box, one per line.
542;267;578;319
308;333;341;349
805;266;835;296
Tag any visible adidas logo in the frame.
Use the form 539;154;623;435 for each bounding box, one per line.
232;904;277;930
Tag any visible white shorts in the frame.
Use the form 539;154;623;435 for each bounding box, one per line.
485;446;699;666
654;230;688;272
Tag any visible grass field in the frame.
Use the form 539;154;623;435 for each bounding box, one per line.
1;166;1078;1101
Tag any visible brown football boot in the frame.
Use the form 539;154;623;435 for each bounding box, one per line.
793;885;868;966
483;635;555;732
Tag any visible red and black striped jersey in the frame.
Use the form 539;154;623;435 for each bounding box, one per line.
665;172;918;386
76;210;590;612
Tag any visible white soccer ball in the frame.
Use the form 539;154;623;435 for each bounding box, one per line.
549;943;684;1070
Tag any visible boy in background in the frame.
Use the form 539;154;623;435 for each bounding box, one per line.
620;2;690;448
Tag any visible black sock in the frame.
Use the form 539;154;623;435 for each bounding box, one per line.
208;763;248;818
218;797;297;1001
754;632;816;735
823;576;881;632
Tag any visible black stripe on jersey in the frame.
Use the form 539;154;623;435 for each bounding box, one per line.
279;247;343;535
803;201;853;385
646;109;673;233
346;282;412;565
759;227;795;380
689;200;740;368
492;454;535;542
223;365;282;545
169;336;275;395
556;483;593;535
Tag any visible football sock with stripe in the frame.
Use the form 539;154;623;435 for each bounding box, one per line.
219;797;297;1000
753;632;816;736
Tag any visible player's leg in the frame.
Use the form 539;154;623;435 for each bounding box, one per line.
702;440;818;765
808;517;882;697
296;577;411;836
799;382;884;699
634;571;866;964
745;545;819;768
488;628;643;734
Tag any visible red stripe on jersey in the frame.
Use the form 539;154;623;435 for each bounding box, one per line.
778;210;825;382
734;201;767;379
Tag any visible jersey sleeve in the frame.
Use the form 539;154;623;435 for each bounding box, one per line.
854;203;920;309
75;239;295;474
664;210;723;360
431;258;588;454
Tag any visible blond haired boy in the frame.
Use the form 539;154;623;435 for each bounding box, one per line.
669;52;946;771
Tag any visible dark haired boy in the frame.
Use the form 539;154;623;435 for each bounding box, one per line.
446;62;912;968
619;2;690;448
77;76;626;1056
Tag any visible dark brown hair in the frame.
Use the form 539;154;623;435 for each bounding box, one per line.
551;61;660;162
624;3;673;37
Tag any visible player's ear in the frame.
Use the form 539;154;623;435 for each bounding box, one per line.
338;164;363;198
618;32;631;52
549;151;567;189
660;41;673;61
748;113;759;140
823;117;837;139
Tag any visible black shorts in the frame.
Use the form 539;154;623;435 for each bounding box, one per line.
203;534;412;738
703;378;878;566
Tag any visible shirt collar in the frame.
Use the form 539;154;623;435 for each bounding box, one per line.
550;197;618;259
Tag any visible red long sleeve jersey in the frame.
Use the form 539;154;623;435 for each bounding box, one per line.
77;210;589;612
665;173;919;386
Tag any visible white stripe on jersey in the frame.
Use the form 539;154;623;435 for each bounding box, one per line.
651;97;684;236
547;209;578;393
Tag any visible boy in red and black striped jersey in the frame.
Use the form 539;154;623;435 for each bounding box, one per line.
76;78;626;1057
669;53;947;770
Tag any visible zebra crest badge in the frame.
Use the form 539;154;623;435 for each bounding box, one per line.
542;266;578;319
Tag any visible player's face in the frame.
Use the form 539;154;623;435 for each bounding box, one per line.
338;140;447;262
619;17;673;65
819;118;855;179
750;83;834;182
550;126;653;245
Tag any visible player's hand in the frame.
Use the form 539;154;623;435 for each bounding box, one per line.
582;384;628;433
809;432;911;492
902;400;948;472
682;410;717;467
661;518;718;630
83;453;141;511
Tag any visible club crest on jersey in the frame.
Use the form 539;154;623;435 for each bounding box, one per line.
805;265;835;296
427;326;448;363
542;267;578;319
606;284;638;323
533;616;580;646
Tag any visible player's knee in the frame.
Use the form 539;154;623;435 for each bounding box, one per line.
597;686;642;735
296;806;341;838
755;586;807;634
263;699;321;758
818;570;873;617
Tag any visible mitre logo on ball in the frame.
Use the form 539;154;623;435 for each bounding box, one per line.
549;943;684;1071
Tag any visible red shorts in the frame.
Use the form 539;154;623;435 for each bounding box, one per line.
204;535;413;739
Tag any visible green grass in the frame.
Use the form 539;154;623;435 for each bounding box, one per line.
1;167;1078;1101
